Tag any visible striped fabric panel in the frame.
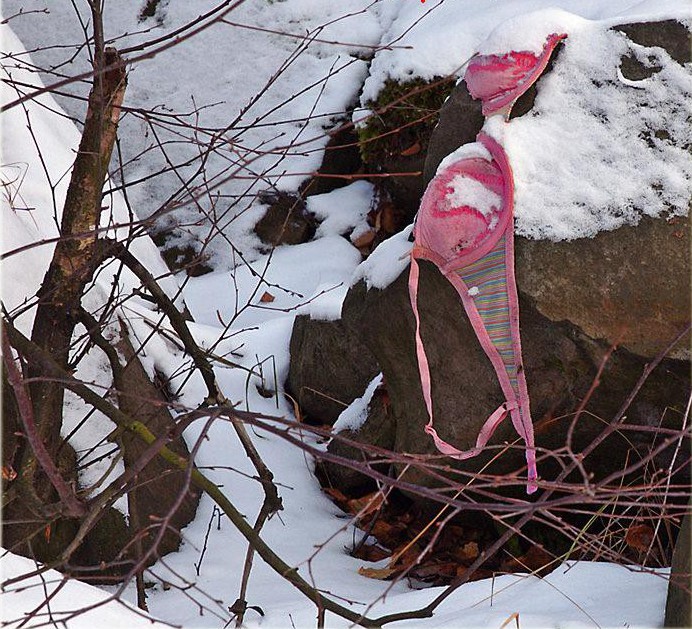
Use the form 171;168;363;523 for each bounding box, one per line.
455;234;520;399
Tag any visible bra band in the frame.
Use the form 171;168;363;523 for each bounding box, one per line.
406;33;568;493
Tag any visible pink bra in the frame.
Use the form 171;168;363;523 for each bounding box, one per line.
409;34;566;494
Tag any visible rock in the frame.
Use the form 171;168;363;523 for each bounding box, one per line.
617;20;691;67
300;124;363;198
665;506;691;628
287;314;380;425
422;74;490;184
254;191;315;246
516;216;690;360
341;266;690;493
320;390;395;494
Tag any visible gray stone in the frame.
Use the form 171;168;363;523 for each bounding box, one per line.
341;266;690;493
255;191;315;247
665;505;691;628
287;315;380;425
321;390;396;493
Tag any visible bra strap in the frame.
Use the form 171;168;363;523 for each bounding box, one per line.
409;254;526;472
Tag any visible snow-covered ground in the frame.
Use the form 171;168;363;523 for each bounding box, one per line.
2;1;689;627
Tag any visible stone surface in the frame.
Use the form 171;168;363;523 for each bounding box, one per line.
288;16;691;518
254;191;316;247
321;390;395;494
516;216;690;360
300;124;363;198
665;505;691;628
341;266;690;493
287;314;380;425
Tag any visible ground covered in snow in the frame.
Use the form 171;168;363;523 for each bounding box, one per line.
1;0;689;627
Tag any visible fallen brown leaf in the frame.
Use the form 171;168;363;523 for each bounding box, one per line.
351;229;376;249
400;141;421;156
626;523;655;552
453;541;479;562
358;565;398;580
346;491;385;519
352;543;391;563
259;291;275;303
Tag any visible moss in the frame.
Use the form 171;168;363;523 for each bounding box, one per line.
357;76;455;165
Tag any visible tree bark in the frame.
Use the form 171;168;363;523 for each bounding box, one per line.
23;48;126;491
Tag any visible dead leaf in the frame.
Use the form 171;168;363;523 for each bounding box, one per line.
410;561;457;580
501;545;555;576
346;491;385;519
626;523;655;552
259;292;275;303
358;565;398;580
400;141;421;157
369;519;397;541
453;541;479;562
379;201;399;234
352;543;391;563
351;229;375;249
323;487;348;505
2;465;17;481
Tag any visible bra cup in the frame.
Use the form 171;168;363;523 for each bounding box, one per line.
414;149;507;264
466;51;539;102
465;33;567;117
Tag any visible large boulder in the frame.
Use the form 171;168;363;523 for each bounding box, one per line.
287;315;380;425
340;263;690;491
297;18;692;492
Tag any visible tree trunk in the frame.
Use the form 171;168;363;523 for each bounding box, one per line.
23;49;126;491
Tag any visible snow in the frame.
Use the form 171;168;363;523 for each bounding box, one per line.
2;0;688;627
352;224;413;290
437;141;493;173
1;549;670;629
445;174;502;218
333;373;383;434
308;180;374;240
182;235;361;330
1;551;170;628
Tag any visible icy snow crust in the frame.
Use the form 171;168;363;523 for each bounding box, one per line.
364;4;691;243
333;373;384;433
1;1;688;627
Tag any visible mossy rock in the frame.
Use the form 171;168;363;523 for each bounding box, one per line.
358;77;456;217
358;77;454;164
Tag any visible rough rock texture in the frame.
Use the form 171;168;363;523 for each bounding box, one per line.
300;124;363;198
255;191;315;247
665;505;691;628
320;391;395;494
516;217;690;360
341;266;690;491
287;315;380;425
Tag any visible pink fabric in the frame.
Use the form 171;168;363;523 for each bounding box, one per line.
409;134;537;493
407;34;569;493
413;149;511;268
465;33;567;117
